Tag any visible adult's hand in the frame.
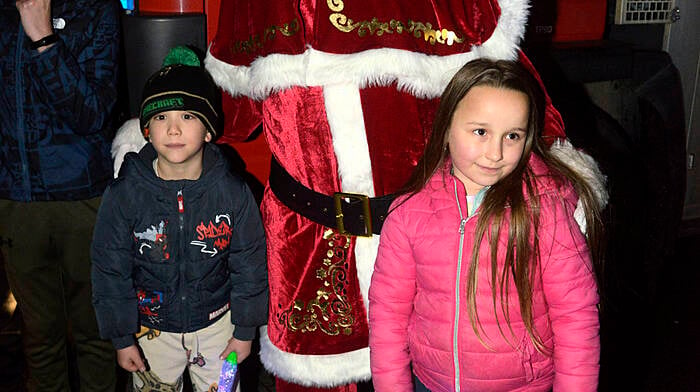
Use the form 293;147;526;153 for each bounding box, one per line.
16;0;54;51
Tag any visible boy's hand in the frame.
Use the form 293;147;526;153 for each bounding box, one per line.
219;337;252;363
117;345;146;372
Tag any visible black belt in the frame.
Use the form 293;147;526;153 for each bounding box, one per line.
269;156;395;237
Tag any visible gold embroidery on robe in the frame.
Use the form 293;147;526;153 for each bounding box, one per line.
327;0;465;45
229;18;300;55
278;229;355;336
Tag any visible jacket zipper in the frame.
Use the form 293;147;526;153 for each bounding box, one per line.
15;25;30;199
452;179;470;392
454;217;466;392
177;189;188;329
177;190;185;230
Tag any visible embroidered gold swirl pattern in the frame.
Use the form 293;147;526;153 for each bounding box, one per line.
278;229;355;336
229;18;300;55
327;0;465;45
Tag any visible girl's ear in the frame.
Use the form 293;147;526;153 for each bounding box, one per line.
204;131;213;143
143;128;150;138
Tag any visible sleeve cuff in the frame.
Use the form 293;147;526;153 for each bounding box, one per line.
111;335;135;350
233;326;256;341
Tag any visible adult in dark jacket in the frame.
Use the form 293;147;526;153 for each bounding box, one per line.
0;0;120;390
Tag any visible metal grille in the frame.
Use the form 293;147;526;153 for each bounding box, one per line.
615;0;676;24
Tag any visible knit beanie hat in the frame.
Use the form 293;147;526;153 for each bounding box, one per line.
139;46;222;138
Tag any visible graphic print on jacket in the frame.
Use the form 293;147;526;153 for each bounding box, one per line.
130;211;234;326
133;220;170;325
134;220;170;260
137;289;164;325
191;214;233;257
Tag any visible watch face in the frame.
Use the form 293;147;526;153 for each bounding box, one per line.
52;17;65;30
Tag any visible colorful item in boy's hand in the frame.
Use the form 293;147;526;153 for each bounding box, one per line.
218;351;238;392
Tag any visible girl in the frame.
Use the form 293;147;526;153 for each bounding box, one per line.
368;58;604;392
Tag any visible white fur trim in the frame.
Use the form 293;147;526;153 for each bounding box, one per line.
259;326;371;386
574;199;588;233
111;118;146;178
323;84;378;310
205;0;528;100
354;235;380;312
479;0;530;59
324;85;374;196
549;139;608;233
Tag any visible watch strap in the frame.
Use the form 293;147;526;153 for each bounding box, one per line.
30;33;58;50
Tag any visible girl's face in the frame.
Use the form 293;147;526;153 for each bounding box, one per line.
148;110;211;180
447;85;529;195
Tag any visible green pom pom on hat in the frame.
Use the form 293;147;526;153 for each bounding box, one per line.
161;46;201;68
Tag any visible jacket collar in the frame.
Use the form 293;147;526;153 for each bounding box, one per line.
121;143;227;195
428;153;563;203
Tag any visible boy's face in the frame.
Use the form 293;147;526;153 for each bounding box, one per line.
147;110;211;180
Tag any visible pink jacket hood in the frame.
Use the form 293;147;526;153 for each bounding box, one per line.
369;154;600;392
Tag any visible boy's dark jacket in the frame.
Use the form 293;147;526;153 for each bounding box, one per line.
91;143;268;349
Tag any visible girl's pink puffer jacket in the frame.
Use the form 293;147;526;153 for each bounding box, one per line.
369;155;600;392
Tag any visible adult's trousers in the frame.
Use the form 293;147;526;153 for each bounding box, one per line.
0;198;116;392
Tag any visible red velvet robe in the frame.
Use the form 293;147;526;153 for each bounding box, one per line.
206;0;564;388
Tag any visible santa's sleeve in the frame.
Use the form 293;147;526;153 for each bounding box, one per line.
518;50;566;143
217;92;263;145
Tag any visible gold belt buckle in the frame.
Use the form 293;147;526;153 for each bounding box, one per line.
333;192;373;237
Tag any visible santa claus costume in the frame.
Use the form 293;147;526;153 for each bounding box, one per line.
203;0;594;390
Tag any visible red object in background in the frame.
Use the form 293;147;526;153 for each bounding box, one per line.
205;0;220;43
139;0;204;14
134;0;220;41
552;0;607;42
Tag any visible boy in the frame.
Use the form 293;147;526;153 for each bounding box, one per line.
91;47;268;391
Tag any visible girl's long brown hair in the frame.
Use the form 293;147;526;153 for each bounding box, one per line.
399;58;604;353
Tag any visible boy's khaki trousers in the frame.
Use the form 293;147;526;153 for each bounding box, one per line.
134;310;240;392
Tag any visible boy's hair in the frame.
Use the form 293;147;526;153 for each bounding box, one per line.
139;46;222;138
402;58;604;353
